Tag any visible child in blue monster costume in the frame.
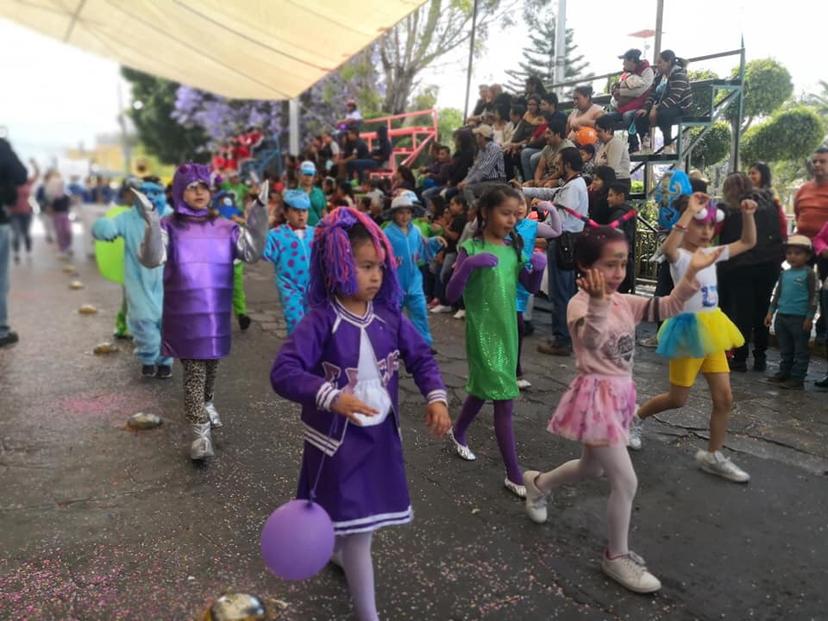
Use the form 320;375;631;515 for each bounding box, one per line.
384;191;446;348
214;190;252;331
263;189;315;334
92;177;173;378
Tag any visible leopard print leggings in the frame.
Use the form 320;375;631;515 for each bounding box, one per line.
181;359;219;423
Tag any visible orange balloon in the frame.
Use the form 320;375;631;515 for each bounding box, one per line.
574;126;598;146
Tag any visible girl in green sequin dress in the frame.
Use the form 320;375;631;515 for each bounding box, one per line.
444;186;547;497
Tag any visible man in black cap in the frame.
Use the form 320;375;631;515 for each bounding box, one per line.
606;48;654;152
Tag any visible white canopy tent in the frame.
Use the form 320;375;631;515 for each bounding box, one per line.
0;0;426;100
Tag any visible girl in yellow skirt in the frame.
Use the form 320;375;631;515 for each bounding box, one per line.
630;192;756;483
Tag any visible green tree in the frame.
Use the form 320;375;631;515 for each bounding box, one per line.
121;68;209;165
727;59;793;131
437;108;464;144
505;8;590;93
687;121;731;169
376;0;516;114
804;80;828;122
741;106;824;164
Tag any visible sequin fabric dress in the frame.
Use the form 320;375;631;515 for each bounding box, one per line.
460;238;520;400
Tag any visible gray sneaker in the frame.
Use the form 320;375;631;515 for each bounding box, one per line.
627;413;643;451
601;550;662;593
190;422;215;460
695;449;750;483
638;334;659;348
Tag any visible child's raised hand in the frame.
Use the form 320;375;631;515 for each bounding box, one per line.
686;192;711;218
130;188;157;224
331;393;378;426
255;179;270;207
424;402;451;437
687;247;724;274
577;268;606;299
740;198;758;215
463;252;499;270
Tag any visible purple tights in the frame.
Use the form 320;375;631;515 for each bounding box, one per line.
453;396;522;484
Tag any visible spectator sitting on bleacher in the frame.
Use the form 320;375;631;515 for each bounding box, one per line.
492;104;512;145
392;165;417;195
426;129;476;205
502;102;539;178
636;50;691;154
420;144;452;191
337;126;370;180
587;165;617;223
502;106;520;145
524;118;574;188
346;125;392;184
579;143;596;177
456;125;506;196
567;85;605;141
594;115;632;194
605;49;654;153
336;99;362;128
518;75;547;106
318;132;341;176
518;93;566;181
467;84;493;125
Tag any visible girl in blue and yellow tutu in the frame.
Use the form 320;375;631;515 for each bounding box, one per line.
632;192;757;483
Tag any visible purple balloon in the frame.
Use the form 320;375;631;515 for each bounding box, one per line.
260;500;335;581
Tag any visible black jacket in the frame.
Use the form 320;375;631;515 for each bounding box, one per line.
717;189;785;271
0;138;27;223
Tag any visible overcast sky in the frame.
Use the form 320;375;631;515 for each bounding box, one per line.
0;1;822;162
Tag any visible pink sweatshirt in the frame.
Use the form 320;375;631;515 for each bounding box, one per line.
567;278;698;377
812;221;828;258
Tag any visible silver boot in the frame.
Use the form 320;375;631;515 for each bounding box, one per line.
190;422;215;460
204;401;223;429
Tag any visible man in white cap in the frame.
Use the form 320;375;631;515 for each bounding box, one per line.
457;124;506;201
297;160;326;225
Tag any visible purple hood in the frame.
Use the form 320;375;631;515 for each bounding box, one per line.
171;162;213;218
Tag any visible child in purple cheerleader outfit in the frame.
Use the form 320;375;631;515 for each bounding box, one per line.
136;163;268;461
271;207;451;621
520;225;722;594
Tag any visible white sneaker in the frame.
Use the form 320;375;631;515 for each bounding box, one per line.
204;401;223;429
638;334;659;348
453;309;466;320
504;478;526;498
601;550;662;593
190;422;215;460
447;428;476;461
627;413;643;451
430;304;454;314
695;449;750;483
522;470;550;523
517;378;532;390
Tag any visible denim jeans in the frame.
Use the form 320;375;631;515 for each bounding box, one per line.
0;224;11;337
774;314;811;380
520;147;542;181
546;238;576;346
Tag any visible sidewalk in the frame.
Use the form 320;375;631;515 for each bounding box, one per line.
1;244;826;620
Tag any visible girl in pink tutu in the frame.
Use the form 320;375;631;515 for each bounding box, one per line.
521;222;722;594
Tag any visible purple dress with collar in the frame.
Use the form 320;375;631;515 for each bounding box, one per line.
271;299;447;535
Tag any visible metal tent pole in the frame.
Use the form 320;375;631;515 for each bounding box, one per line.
462;0;480;120
553;0;567;93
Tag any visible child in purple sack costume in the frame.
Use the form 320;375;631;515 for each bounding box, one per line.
271;207;451;621
136;163;268;461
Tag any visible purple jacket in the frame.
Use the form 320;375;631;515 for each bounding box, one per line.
160;216;240;360
271;299;447;457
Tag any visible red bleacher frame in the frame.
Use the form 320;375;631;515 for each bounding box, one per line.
359;109;439;180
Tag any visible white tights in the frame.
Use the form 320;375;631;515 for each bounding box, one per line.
334;532;379;621
535;443;638;557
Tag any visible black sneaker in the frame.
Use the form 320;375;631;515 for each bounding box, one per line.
752;356;767;372
814;376;828;389
729;359;747;373
0;331;19;348
767;374;788;384
523;320;535;336
142;364;157;378
113;332;133;341
156;365;172;380
238;314;251;331
780;378;804;390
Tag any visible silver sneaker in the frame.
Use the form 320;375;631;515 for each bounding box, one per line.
503;478;526;498
204;401;223;429
695;449;750;483
601;550;662;593
638;334;659;348
447;428;476;461
517;378;532;390
522;470;551;523
627;414;643;451
190;422;215;460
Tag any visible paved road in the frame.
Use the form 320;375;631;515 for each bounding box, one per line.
1;240;826;620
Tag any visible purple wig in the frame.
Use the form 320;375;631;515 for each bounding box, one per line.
171;162;213;217
308;207;402;310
